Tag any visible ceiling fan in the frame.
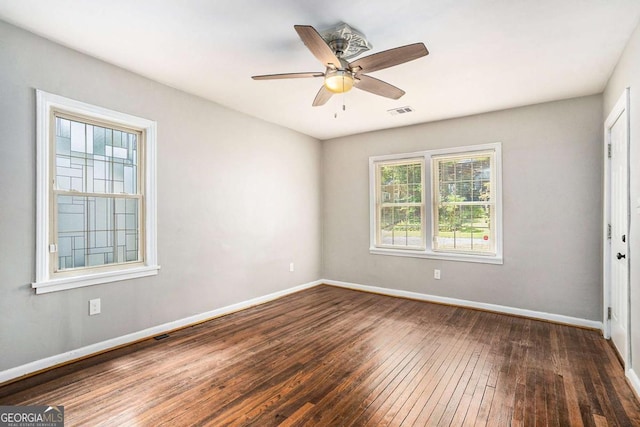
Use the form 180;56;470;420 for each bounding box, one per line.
252;23;429;106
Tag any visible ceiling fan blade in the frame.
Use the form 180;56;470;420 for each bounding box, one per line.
355;74;405;99
252;72;324;80
350;43;428;74
312;86;333;106
294;25;341;68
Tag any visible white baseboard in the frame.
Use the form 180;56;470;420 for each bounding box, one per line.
322;279;603;330
628;368;640;400
0;280;322;385
0;278;606;385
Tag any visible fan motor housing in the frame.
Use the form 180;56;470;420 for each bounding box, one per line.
329;39;349;57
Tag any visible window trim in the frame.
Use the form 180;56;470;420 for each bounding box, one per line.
369;143;503;265
33;90;159;294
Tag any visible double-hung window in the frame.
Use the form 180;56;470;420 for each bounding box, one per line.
375;159;424;250
34;90;159;294
370;143;502;264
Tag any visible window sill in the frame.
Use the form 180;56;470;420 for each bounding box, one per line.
32;265;161;294
369;248;503;265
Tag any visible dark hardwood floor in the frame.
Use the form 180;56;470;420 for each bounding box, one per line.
1;285;639;426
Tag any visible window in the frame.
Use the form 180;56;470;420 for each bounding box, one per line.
34;90;159;294
375;159;424;249
433;151;495;255
370;143;502;264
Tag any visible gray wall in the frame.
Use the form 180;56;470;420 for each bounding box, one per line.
604;20;640;376
0;13;630;378
0;20;322;371
322;95;603;320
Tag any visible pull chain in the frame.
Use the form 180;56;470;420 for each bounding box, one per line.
334;75;348;118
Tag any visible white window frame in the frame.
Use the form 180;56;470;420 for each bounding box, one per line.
33;90;160;294
369;143;503;264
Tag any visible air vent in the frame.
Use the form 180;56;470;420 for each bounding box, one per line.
387;106;414;116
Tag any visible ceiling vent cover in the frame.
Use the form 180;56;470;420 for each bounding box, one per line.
387;106;414;116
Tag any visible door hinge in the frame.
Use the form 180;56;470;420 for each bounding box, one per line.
608;143;612;158
608;307;612;320
607;224;612;239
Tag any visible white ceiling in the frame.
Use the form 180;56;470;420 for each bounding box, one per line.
0;0;639;140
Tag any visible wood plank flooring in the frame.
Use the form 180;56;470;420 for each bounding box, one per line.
1;285;639;426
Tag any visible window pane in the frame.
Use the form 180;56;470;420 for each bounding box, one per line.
379;162;422;204
54;117;139;195
379;206;422;248
56;195;140;271
435;204;492;252
434;152;494;254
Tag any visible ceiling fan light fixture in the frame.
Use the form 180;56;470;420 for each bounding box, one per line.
253;24;429;106
324;69;354;93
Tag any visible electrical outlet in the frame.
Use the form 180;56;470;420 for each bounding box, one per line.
289;262;295;272
89;298;101;316
434;269;441;280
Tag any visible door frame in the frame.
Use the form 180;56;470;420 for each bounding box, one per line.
603;88;630;368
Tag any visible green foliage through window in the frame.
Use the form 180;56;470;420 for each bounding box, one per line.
377;160;424;248
370;143;501;262
434;153;494;254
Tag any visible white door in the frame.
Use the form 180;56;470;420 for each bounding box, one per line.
605;89;630;365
